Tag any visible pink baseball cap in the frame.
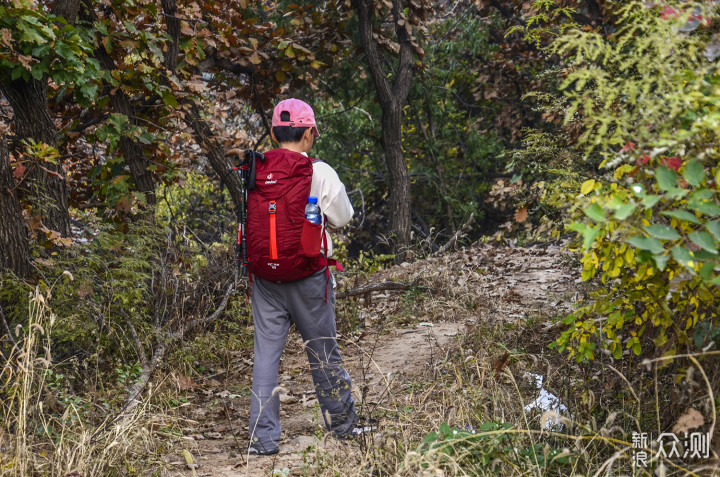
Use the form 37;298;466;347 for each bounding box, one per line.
272;98;320;137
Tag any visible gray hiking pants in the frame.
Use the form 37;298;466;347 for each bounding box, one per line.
248;269;357;452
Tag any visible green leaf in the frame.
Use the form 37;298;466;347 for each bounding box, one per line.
662;209;700;224
584;203;605;222
642;195;660;209
644;224;680;240
656;165;677;191
683;160;705;187
706;221;720;241
568;222;601;251
689;201;720;217
161;89;178;108
688;231;717;254
627;236;664;254
672;246;695;269
653;253;669;271
615;203;636;220
699;262;714;279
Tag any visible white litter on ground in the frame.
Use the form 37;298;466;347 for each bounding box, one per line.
524;373;568;430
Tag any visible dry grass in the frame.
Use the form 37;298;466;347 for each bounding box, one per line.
0;287;164;477
304;243;720;477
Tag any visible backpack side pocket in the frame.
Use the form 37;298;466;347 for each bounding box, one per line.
301;220;322;257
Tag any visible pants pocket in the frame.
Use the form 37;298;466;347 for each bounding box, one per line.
301;220;322;257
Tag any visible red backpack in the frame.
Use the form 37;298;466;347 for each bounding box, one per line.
246;148;333;282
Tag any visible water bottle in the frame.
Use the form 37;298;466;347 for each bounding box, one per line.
305;196;322;225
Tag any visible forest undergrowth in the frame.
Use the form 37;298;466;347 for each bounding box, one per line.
1;239;718;476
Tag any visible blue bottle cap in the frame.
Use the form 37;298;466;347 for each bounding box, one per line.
308;196;318;204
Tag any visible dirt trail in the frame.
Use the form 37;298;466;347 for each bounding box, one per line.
165;242;581;477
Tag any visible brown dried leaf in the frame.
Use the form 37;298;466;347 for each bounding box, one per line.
514;207;528;223
17;54;33;70
186;81;206;93
13;163;26;179
180;21;194;36
1;29;11;48
77;282;94;298
672;408;704;434
177;374;200;390
492;351;510;373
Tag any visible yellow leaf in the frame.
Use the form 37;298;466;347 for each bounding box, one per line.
581;179;596;195
285;45;295;58
248;52;261;65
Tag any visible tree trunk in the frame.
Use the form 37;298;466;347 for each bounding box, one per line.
380;104;412;254
0;80;70;236
351;0;416;259
184;102;243;209
93;55;157;208
0;0;82;237
0;134;30;278
81;1;156;209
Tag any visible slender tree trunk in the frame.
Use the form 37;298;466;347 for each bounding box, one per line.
352;0;416;258
93;56;157;208
0;80;70;236
380;104;412;253
0;134;30;278
80;0;156;208
184;102;243;209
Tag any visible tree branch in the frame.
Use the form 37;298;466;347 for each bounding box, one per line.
351;0;393;106
390;0;415;100
113;280;235;424
337;279;434;299
434;211;475;256
121;311;148;369
168;280;235;340
0;302;17;349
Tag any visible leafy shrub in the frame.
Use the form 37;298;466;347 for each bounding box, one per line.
549;1;720;360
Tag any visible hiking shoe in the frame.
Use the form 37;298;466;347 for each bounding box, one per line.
350;425;377;436
336;419;378;439
248;445;279;456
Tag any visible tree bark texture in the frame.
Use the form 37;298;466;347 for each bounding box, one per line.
161;0;180;72
0;135;31;278
351;0;415;257
94;51;157;207
0;80;71;236
184;102;243;209
80;0;156;208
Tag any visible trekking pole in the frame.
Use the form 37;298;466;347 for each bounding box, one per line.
226;149;264;280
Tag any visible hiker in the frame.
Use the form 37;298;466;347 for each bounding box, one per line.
245;98;357;455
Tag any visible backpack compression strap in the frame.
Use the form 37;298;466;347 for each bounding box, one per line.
268;200;278;260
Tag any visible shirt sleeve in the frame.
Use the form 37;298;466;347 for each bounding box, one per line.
311;162;354;228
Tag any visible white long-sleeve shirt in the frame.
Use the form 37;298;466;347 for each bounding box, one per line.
306;158;353;257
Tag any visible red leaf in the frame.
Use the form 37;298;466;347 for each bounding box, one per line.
637;155;650;166
661;156;683;171
660;6;680;20
13;163;26;179
620;142;636;152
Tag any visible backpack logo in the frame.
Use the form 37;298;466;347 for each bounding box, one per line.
267;262;280;269
267;173;273;179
